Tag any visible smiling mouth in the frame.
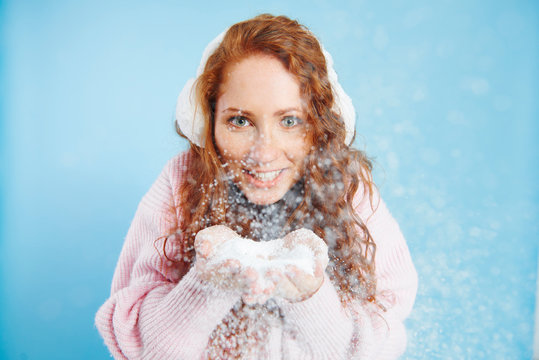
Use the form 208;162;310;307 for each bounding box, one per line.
244;169;284;183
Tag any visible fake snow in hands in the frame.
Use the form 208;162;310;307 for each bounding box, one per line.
195;225;329;305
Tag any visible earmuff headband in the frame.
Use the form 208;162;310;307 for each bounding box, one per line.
175;30;356;147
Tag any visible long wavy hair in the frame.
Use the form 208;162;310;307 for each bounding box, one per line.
169;14;378;305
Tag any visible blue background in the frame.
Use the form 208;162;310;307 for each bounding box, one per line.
1;1;537;359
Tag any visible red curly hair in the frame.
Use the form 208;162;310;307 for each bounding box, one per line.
169;14;379;305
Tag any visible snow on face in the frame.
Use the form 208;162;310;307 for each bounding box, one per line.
214;54;312;205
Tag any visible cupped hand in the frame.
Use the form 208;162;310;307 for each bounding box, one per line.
194;225;277;304
194;225;329;304
275;229;329;302
194;225;239;260
240;267;278;305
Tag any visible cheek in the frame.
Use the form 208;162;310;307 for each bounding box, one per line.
287;134;312;162
215;130;248;162
215;124;233;157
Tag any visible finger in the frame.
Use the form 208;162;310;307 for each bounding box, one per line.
283;265;311;291
240;267;260;291
194;238;212;258
284;264;321;294
249;278;264;296
195;225;240;257
222;259;242;274
243;266;259;281
264;268;284;285
313;262;325;278
195;261;211;281
260;277;277;296
284;264;303;279
274;276;300;300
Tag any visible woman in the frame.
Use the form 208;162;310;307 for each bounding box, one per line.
96;14;418;359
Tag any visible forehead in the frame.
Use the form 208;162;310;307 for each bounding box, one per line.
217;54;304;109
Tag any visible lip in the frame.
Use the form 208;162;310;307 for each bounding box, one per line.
243;168;286;188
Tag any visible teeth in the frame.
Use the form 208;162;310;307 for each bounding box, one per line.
249;170;281;181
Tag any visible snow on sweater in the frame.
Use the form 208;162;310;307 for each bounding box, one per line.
95;151;418;359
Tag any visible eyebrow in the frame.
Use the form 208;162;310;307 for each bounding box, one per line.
221;107;303;116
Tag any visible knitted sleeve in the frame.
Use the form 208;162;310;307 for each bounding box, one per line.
348;189;418;359
94;153;242;360
279;187;418;359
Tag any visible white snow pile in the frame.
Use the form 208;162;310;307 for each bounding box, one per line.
195;225;329;303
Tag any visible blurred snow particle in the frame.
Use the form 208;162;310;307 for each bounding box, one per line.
406;46;427;65
374;136;391;151
393;120;420;137
451;149;462;158
484;229;498;240
446;221;463;243
412;87;427;102
352;24;364;40
68;286;93;308
469;227;482;237
447;110;467;125
436;41;455;58
392;184;406;197
38;299;62;321
414;201;442;225
431;195;446;209
493;95;511;111
59;152;79;168
403;8;426;28
468;226;497;240
324;10;351;39
373;26;389;50
420;148;440;165
477;55;494;72
386;151;400;171
461;77;490;95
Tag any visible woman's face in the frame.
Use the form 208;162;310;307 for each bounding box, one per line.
214;54;312;205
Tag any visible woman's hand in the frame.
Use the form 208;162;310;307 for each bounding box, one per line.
194;225;278;302
194;225;239;259
274;229;329;302
194;226;329;304
194;225;244;288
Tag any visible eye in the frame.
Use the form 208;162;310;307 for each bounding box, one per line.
228;116;250;128
281;116;302;128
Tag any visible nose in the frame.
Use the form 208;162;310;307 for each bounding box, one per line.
248;130;280;166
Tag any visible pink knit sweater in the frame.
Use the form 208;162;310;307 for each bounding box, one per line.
95;152;418;359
